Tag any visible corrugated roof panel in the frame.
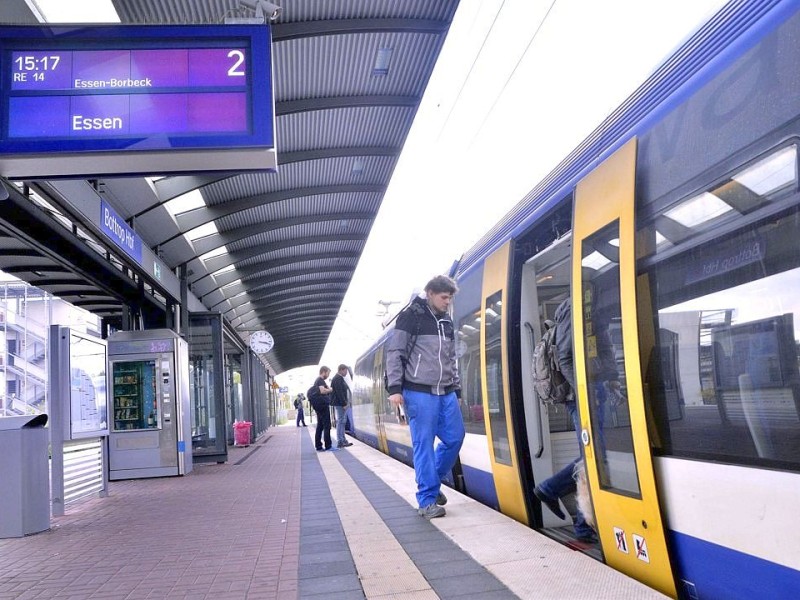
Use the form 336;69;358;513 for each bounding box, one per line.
279;0;458;22
236;239;366;269
276;106;414;153
226;219;372;252
242;256;359;280
216;191;383;232
275;33;444;100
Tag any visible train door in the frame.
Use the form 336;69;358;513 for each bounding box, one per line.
571;139;677;597
480;241;528;524
518;232;589;541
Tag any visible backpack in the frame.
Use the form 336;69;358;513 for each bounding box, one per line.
532;320;570;405
293;397;301;409
307;385;329;410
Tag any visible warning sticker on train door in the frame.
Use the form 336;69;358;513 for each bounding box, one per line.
633;534;650;563
613;527;629;554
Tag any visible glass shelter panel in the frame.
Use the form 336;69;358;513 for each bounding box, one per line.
188;313;226;460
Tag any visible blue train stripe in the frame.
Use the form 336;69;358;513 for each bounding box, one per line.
670;530;800;600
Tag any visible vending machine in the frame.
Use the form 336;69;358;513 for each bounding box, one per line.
107;330;192;480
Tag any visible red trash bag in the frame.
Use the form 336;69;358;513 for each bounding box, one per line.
233;421;252;446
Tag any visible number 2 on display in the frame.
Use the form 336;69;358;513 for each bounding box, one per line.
227;50;245;77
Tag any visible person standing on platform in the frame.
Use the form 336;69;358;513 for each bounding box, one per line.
330;364;353;448
386;275;465;520
312;366;335;451
294;394;306;427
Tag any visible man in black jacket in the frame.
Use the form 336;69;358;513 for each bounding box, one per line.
312;366;334;451
330;364;353;448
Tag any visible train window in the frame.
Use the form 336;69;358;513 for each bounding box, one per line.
485;291;512;465
581;221;641;496
638;145;800;471
457;308;485;435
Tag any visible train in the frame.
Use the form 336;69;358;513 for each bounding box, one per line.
349;1;800;598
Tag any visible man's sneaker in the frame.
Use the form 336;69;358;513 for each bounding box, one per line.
340;441;353;447
534;486;566;520
315;447;324;452
327;447;340;452
576;531;598;544
436;491;447;506
418;503;446;520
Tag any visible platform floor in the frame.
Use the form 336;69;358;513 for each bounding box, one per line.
0;424;668;599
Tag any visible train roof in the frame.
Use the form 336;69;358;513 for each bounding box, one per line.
455;0;794;279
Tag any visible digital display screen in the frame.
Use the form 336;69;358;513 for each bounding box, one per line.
0;25;275;177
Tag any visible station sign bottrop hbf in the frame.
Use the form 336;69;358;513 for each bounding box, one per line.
0;24;276;179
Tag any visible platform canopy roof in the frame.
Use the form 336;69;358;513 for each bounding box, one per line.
0;0;459;373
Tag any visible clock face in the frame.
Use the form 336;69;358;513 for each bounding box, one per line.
250;331;274;354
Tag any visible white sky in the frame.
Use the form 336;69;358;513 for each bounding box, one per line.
28;0;729;392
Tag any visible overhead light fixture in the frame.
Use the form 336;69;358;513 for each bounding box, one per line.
213;264;236;275
373;47;393;76
582;251;612;270
185;221;218;241
664;192;733;228
732;145;796;196
199;245;228;261
165;189;205;217
351;159;364;176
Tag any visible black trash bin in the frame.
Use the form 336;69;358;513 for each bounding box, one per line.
0;414;50;538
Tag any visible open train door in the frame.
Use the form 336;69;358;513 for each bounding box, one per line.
572;139;677;597
480;242;529;524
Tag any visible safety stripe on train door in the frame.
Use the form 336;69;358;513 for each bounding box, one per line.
480;241;529;525
571;138;677;597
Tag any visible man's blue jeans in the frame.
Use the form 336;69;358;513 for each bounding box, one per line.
537;400;594;538
334;405;348;446
403;389;465;509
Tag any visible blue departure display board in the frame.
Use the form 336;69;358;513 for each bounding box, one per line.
0;25;276;178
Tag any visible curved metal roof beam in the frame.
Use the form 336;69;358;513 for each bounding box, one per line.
212;265;354;304
223;292;344;327
201;250;361;287
191;211;375;257
272;18;451;42
199;233;367;274
225;276;351;305
227;290;344;316
135;146;399;219
262;317;337;334
267;325;334;340
229;283;348;311
276;95;416;116
234;303;342;327
171;184;385;239
237;307;340;327
247;304;341;325
213;271;350;310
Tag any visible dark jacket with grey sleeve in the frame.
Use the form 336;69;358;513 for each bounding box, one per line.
386;296;461;398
